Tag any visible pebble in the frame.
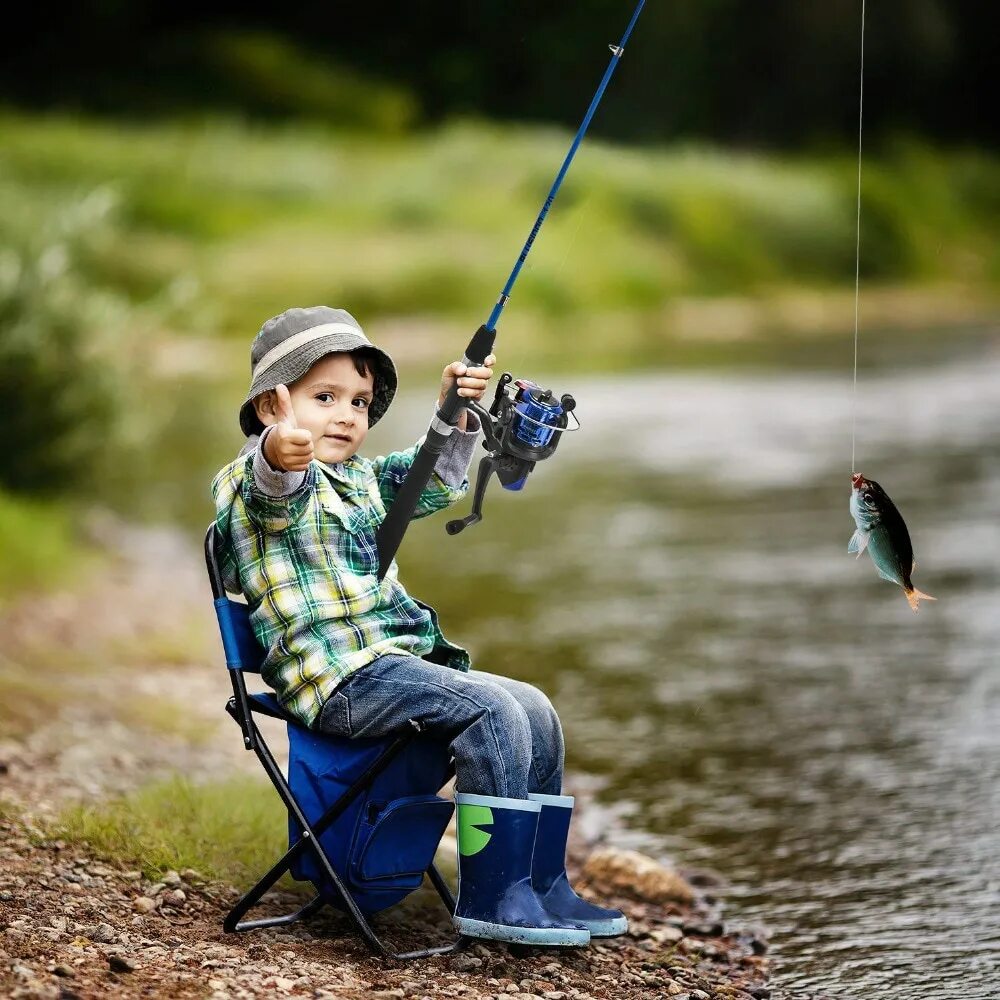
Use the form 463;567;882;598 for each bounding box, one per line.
162;870;182;886
132;896;157;914
450;954;484;973
88;922;116;943
647;925;684;945
109;954;138;973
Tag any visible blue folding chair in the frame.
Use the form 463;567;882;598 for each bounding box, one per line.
204;524;464;959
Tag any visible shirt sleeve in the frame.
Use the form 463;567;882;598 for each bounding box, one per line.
242;427;315;532
250;426;307;498
372;408;481;520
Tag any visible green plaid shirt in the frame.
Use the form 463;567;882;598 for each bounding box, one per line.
212;428;475;728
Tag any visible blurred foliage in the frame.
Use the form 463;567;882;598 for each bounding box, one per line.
2;113;996;343
0;182;129;495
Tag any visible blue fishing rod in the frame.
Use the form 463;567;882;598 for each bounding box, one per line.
376;0;646;579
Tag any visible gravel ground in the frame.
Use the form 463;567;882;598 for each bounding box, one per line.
0;516;772;1000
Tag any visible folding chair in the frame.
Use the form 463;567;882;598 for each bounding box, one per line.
204;524;465;960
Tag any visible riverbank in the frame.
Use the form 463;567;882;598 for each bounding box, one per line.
0;516;773;1000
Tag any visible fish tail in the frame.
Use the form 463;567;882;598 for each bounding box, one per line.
905;587;937;612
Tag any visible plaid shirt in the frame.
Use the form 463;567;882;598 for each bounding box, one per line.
212;427;476;728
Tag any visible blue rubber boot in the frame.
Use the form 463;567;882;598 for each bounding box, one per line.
528;793;628;937
453;793;590;946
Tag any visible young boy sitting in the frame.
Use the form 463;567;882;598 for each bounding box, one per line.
212;306;626;945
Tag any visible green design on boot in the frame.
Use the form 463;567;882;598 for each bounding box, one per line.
458;804;494;857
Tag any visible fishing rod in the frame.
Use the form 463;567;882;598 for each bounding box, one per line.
376;0;646;579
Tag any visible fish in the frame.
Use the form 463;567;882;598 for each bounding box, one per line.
849;473;935;612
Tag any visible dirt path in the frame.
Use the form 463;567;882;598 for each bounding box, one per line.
0;516;773;1000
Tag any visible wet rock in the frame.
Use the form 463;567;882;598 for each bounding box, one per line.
581;847;695;905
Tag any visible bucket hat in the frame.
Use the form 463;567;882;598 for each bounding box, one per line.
239;307;397;436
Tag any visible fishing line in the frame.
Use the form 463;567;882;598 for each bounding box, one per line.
851;0;866;474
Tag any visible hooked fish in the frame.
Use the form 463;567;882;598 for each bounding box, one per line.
849;473;935;612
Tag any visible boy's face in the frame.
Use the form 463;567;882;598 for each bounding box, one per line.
255;353;374;465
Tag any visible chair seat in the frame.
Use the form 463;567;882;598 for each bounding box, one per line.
249;691;297;723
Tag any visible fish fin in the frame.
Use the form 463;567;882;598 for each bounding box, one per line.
848;529;869;557
905;587;937;613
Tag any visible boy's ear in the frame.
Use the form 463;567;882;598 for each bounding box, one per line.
253;390;279;427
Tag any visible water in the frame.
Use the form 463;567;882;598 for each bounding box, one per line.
156;333;1000;997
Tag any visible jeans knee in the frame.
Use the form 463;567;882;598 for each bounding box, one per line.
513;682;562;739
485;688;533;747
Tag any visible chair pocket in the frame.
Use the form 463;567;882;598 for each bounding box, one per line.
351;795;454;885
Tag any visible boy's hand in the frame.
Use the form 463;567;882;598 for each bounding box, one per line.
439;355;496;431
264;384;315;472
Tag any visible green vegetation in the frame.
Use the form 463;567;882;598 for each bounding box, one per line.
0;491;90;597
2;113;996;354
52;775;290;885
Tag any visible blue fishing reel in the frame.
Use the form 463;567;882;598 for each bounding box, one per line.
446;372;579;535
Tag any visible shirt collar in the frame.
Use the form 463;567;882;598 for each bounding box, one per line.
319;454;367;488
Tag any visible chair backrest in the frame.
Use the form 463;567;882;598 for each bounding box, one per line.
205;525;265;674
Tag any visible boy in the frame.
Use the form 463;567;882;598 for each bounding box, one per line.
212;306;625;945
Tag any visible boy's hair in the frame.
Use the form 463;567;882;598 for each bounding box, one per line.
350;346;381;382
239;307;397;436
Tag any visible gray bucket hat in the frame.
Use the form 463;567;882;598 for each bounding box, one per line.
239;306;397;436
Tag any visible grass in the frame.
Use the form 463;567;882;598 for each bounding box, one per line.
51;773;458;896
51;775;290;886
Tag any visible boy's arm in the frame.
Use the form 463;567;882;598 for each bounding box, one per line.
234;425;315;532
374;356;494;519
251;425;307;498
373;409;481;519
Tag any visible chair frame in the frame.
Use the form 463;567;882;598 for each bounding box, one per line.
205;525;466;960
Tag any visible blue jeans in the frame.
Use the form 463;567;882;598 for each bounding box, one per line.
316;654;564;799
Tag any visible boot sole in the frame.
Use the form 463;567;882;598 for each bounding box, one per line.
584;915;629;937
454;916;590;947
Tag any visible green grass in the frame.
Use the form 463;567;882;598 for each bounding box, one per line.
52;775;290;886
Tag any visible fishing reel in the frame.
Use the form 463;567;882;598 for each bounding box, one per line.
446;372;580;535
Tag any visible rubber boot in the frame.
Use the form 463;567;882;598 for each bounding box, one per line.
453;793;590;946
528;793;628;937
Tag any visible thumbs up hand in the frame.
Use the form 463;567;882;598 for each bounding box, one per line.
264;384;315;472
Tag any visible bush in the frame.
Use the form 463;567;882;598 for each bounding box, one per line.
0;183;130;495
